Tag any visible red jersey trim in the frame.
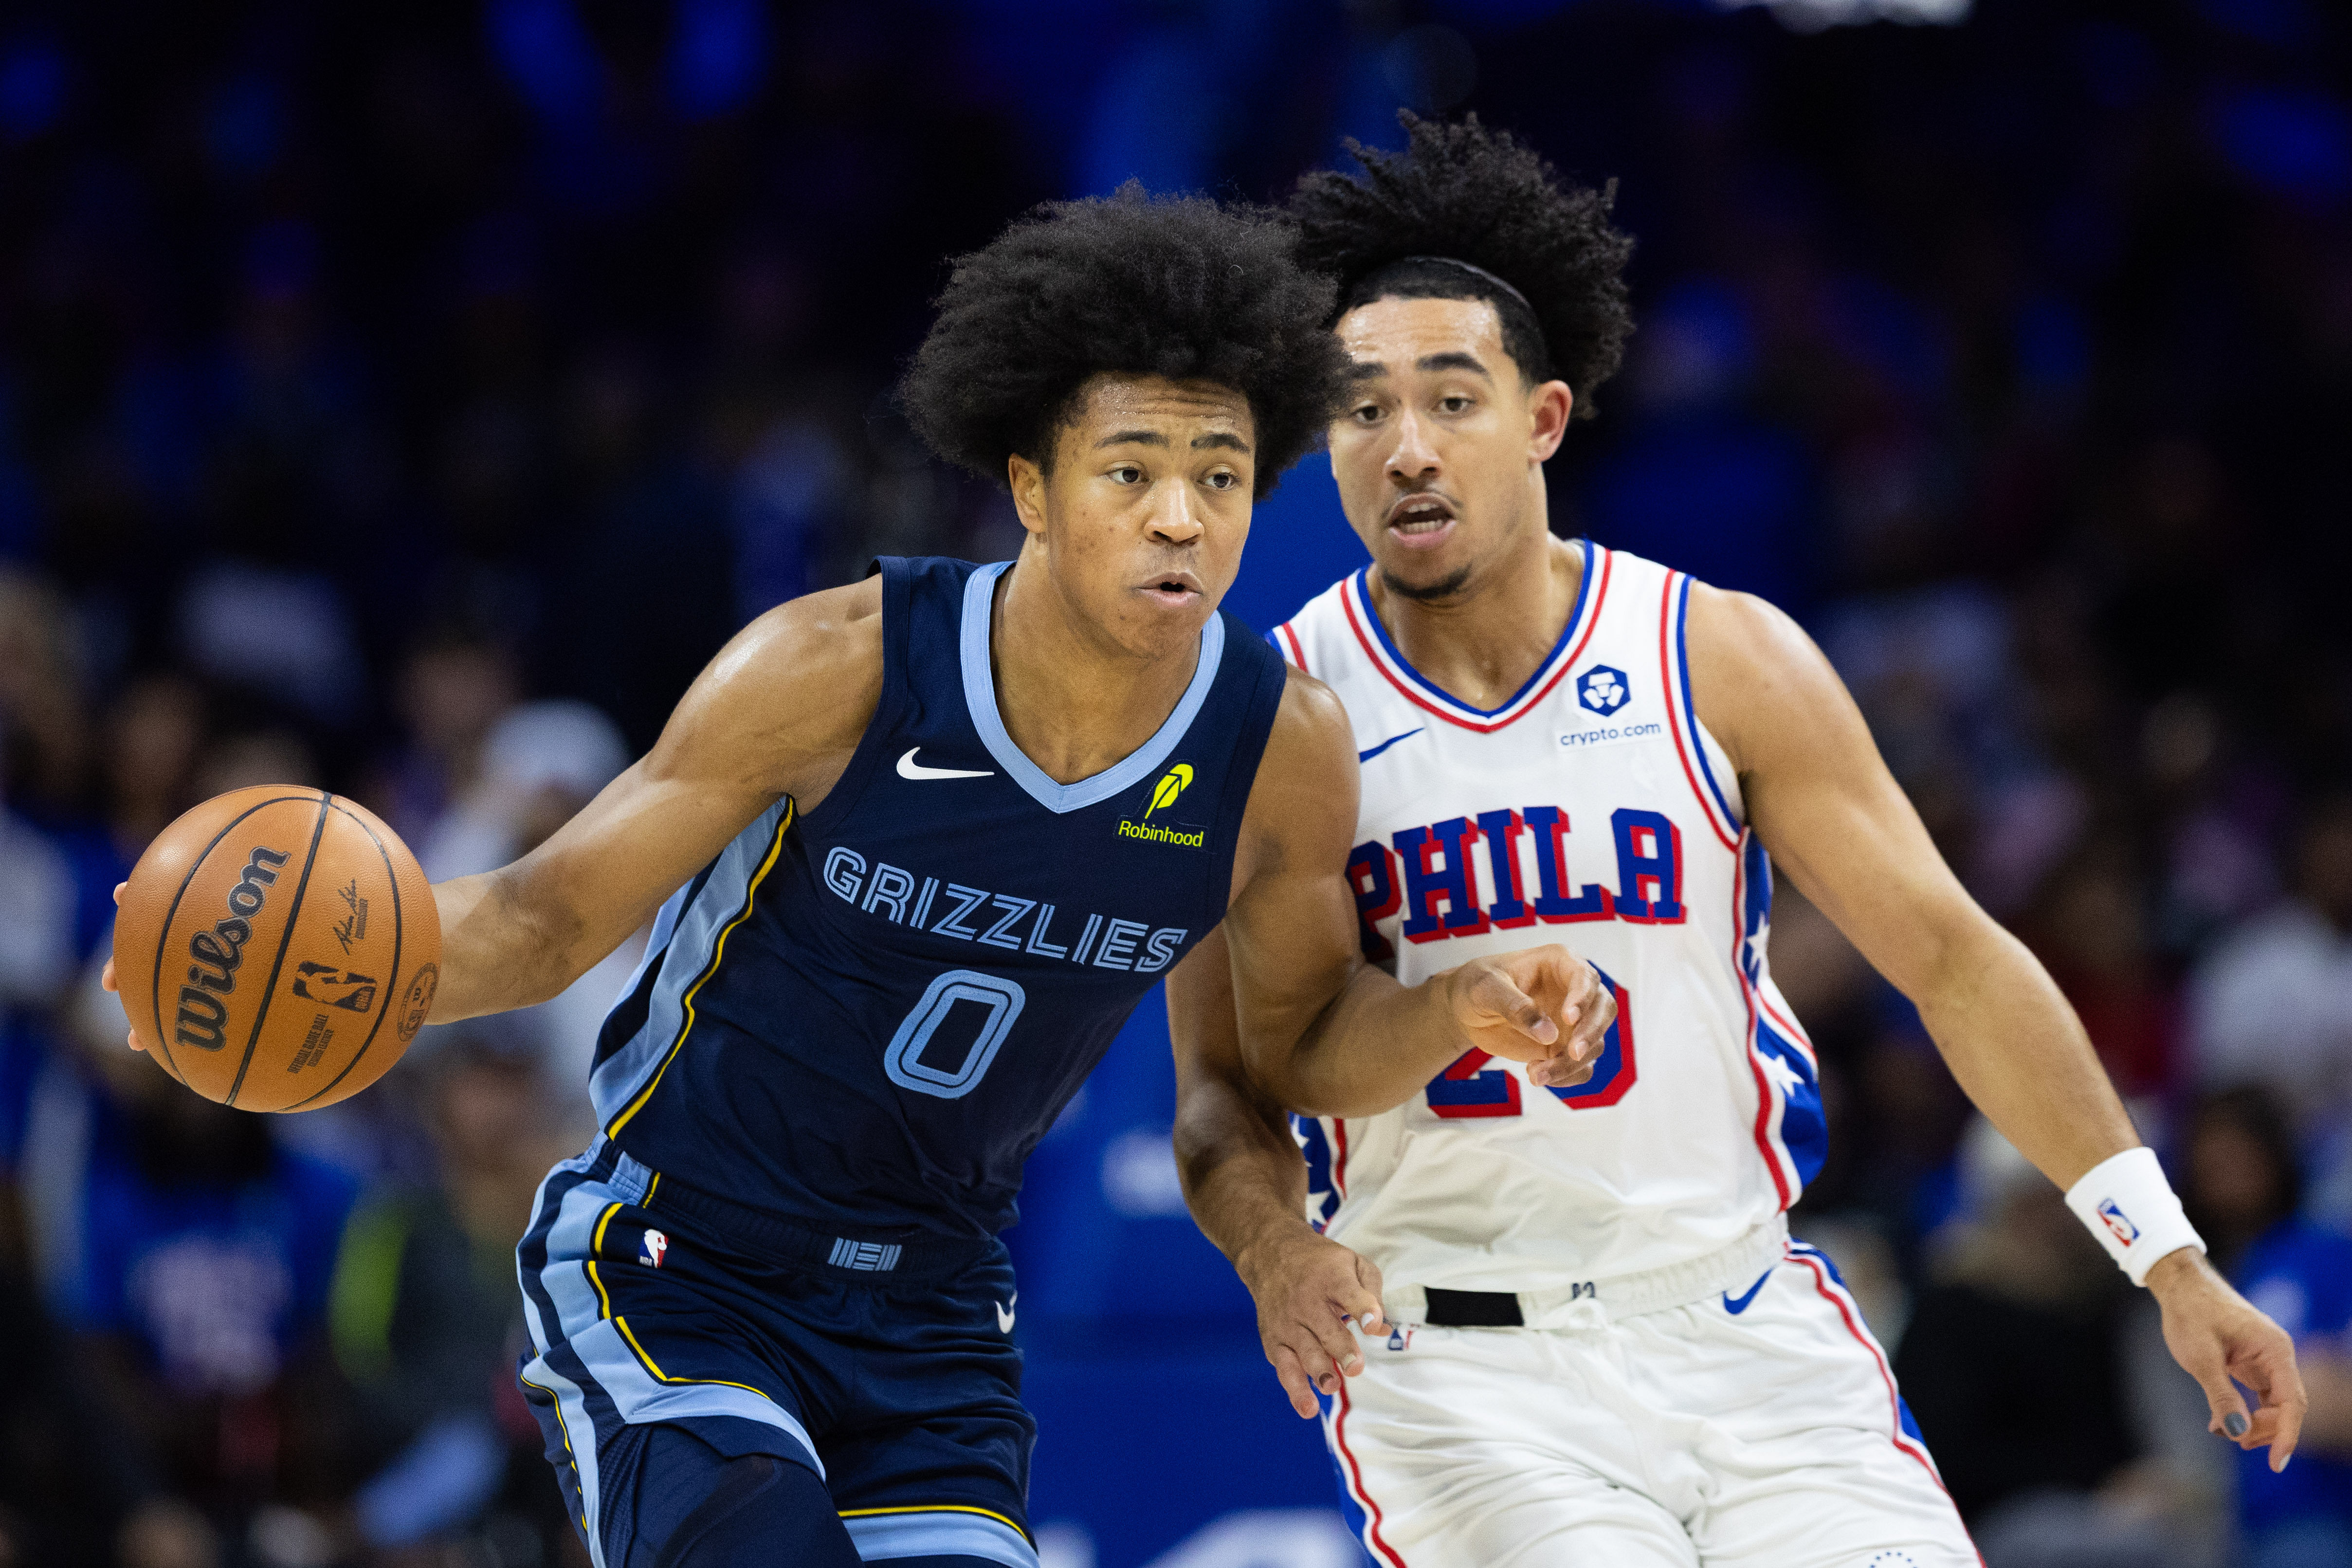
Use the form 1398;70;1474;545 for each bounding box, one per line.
1659;571;1743;853
1337;549;1612;735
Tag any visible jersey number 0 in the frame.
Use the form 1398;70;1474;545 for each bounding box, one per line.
884;969;1027;1099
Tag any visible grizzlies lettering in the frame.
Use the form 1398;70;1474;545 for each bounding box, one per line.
174;845;289;1051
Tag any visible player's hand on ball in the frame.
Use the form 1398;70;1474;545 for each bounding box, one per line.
1236;1223;1387;1419
2148;1247;2307;1471
99;881;141;1052
1444;945;1614;1089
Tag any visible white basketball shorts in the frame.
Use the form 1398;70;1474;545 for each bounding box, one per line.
1318;1242;1979;1568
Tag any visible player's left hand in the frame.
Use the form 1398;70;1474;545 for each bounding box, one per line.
1443;945;1615;1089
2148;1245;2306;1471
1235;1222;1388;1419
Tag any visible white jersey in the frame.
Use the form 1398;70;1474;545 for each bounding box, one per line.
1273;541;1824;1295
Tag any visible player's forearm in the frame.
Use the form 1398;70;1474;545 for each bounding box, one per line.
1173;1072;1314;1270
1266;963;1472;1118
1910;913;2140;1188
427;866;591;1021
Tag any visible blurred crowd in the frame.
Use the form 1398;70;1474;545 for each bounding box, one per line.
2;1;2352;1566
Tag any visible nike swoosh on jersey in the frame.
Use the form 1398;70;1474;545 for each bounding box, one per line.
995;1292;1017;1333
1722;1268;1773;1315
1358;728;1423;763
898;747;995;781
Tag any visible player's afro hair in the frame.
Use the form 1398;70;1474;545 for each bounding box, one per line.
1291;113;1635;419
899;184;1349;499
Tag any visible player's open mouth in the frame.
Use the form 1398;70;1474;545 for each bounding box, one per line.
1386;494;1457;549
1138;571;1204;607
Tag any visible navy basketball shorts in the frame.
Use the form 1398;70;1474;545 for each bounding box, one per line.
515;1139;1038;1568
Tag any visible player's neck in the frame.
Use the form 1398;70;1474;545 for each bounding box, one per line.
1368;522;1583;711
988;555;1204;786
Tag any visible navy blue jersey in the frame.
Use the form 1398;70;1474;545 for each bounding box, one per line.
585;557;1285;1242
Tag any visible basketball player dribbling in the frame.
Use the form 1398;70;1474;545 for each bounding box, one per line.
1167;117;2307;1567
111;190;1608;1568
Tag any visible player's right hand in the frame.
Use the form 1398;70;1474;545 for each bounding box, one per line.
1444;944;1615;1089
1237;1224;1387;1419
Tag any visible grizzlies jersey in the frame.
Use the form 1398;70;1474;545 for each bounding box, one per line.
1271;543;1823;1295
590;557;1285;1243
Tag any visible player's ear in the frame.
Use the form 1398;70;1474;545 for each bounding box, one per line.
1007;452;1049;539
1527;380;1572;463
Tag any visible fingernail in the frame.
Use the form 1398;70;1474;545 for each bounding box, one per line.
2225;1412;2249;1438
1345;1356;1362;1373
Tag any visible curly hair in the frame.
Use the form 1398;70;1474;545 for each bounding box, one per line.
899;184;1350;499
1291;113;1635;420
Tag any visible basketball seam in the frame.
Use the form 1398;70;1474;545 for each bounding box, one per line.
145;792;318;1089
225;793;334;1108
282;800;406;1112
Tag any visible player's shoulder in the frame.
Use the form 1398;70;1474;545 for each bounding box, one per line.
1265;572;1359;675
1230;661;1360;872
1682;576;1802;659
731;576;886;686
1680;576;1832;713
667;579;886;785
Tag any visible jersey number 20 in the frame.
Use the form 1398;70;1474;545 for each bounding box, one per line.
1426;963;1634;1116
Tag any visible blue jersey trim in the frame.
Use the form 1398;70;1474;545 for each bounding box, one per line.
1673;574;1740;831
958;560;1226;816
1350;536;1595;718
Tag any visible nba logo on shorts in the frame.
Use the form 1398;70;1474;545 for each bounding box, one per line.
640;1228;670;1268
2096;1199;2138;1245
1578;665;1630;716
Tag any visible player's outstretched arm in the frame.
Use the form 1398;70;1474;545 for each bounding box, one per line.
1689;582;2306;1471
1211;667;1616;1118
1169;925;1388;1419
427;578;884;1022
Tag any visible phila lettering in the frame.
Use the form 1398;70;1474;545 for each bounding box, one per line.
1352;804;1686;954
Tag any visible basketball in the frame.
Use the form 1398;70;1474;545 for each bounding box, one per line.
112;785;442;1112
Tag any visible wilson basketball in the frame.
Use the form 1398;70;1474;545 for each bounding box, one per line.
113;785;441;1112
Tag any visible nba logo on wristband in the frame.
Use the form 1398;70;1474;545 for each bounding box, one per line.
2096;1199;2140;1245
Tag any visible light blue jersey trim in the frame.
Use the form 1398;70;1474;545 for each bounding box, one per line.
958;560;1225;816
843;1510;1039;1566
586;800;792;1125
520;1162;825;1479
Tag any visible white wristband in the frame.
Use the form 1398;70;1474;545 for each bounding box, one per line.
2064;1146;2205;1287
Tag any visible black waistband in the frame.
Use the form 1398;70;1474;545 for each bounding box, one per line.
1423;1288;1524;1328
632;1160;996;1283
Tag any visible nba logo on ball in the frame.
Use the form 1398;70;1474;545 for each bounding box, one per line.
2097;1198;2139;1244
1578;665;1630;716
640;1229;670;1268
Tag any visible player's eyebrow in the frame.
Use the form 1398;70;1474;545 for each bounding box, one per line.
1096;429;1169;448
1347;360;1386;381
1418;351;1492;380
1191;431;1250;453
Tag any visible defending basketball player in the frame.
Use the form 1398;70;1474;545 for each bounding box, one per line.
1167;118;2307;1567
155;190;1603;1568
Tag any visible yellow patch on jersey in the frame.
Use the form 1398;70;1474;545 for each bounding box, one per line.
1146;763;1194;818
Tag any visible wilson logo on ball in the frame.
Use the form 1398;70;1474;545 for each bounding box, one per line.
174;844;290;1052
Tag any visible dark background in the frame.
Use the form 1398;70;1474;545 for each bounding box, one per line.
3;1;2352;1565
